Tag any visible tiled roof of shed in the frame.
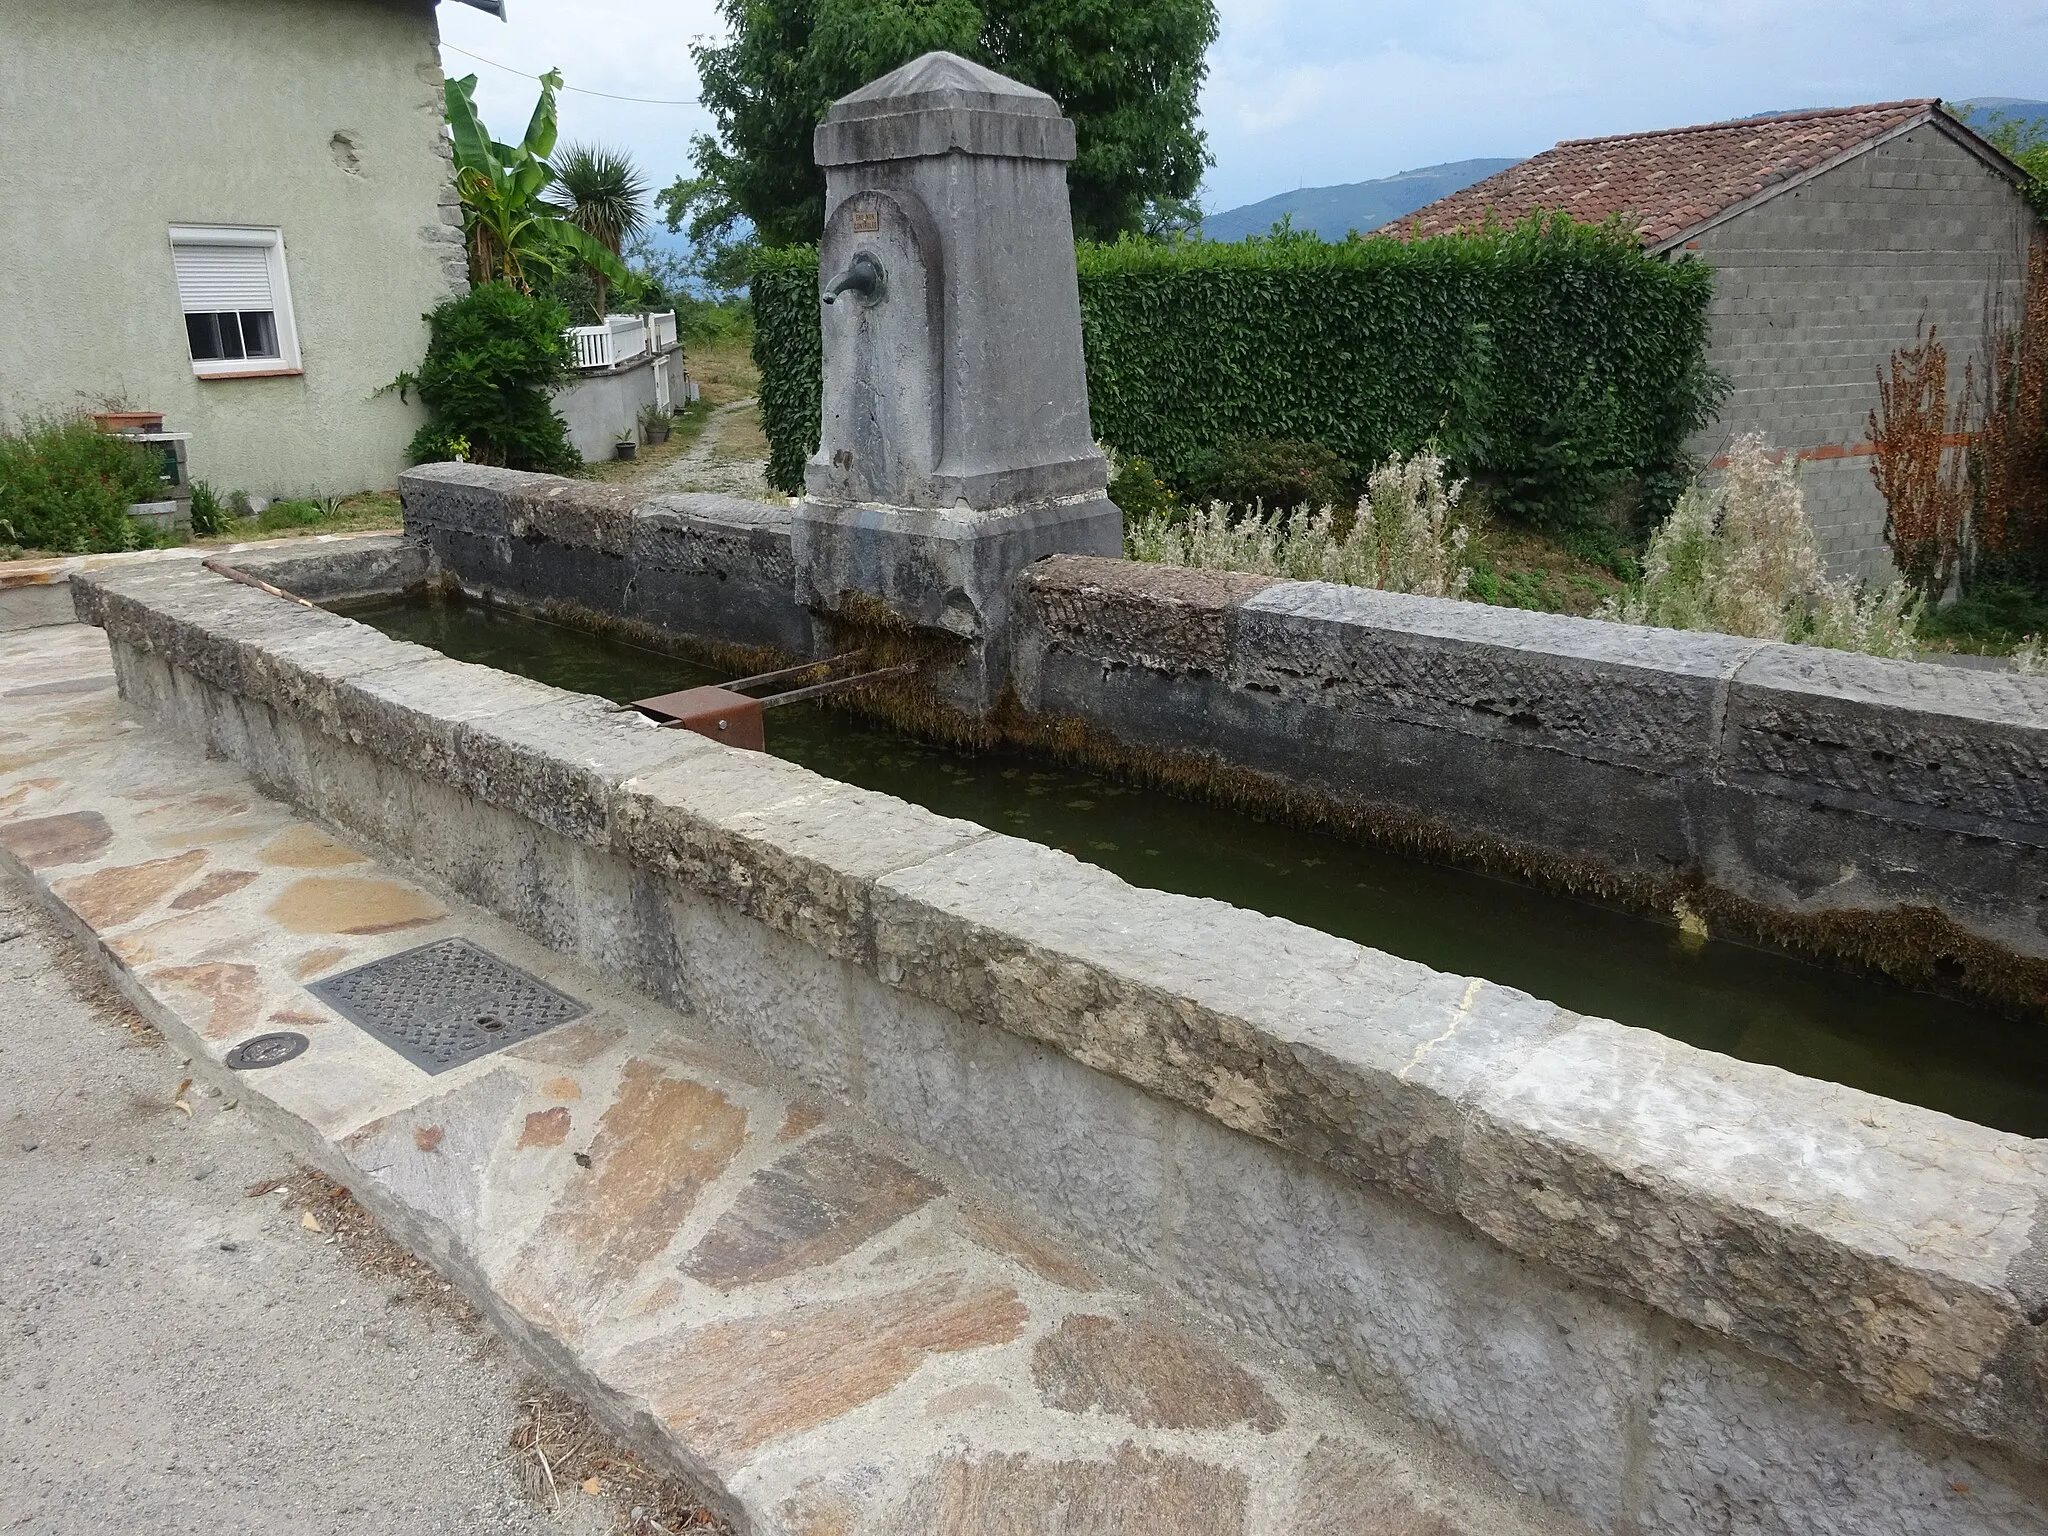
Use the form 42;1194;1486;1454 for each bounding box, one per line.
1396;100;1940;247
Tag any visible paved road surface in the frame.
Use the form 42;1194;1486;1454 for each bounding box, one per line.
0;873;604;1536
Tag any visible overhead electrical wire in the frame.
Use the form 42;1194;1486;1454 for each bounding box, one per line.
440;42;699;105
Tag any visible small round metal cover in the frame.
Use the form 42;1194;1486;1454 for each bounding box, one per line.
225;1031;311;1071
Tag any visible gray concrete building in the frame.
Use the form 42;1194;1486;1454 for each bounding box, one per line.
1406;102;2042;580
0;0;499;500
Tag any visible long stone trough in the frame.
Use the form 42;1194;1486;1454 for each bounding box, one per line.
62;502;2048;1536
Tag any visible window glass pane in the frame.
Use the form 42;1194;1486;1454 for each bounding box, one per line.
239;311;279;359
217;312;246;361
185;312;222;361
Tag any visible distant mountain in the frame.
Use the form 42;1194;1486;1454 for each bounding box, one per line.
1199;158;1522;243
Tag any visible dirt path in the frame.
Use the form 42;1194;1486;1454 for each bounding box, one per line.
637;396;778;501
0;878;609;1536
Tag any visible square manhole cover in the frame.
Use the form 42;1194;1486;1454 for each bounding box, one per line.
307;937;587;1075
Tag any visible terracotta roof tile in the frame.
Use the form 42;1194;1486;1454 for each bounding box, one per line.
1396;100;1940;247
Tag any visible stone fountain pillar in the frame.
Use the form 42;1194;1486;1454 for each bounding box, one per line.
791;51;1122;711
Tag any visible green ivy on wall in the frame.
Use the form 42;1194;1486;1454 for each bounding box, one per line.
752;218;1723;528
752;245;828;498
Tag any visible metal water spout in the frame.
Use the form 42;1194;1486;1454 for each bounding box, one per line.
821;252;885;306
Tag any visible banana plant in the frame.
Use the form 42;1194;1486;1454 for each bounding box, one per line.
443;69;632;296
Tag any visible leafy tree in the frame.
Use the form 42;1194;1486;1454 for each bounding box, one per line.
1954;104;2048;217
444;71;632;296
389;283;580;473
673;0;1216;254
550;143;649;318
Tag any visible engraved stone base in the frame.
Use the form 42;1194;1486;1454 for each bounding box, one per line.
791;492;1122;712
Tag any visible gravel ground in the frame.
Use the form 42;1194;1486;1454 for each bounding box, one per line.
638;397;777;500
0;872;611;1536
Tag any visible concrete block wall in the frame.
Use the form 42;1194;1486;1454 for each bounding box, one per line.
1684;123;2037;580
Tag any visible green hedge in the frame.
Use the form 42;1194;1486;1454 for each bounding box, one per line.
752;219;1721;525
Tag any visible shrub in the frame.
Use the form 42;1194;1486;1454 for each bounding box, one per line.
390;282;579;473
1190;435;1354;516
1602;434;1919;657
0;415;167;554
1127;445;1472;597
1103;446;1179;521
751;247;824;495
752;217;1722;528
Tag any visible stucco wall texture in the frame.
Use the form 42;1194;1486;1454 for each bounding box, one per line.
0;0;465;498
1685;124;2037;581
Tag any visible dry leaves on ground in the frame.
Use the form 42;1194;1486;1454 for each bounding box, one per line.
511;1384;731;1535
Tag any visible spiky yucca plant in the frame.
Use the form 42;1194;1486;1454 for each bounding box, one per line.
551;143;649;318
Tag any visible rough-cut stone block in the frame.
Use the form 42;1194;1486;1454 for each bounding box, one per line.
1017;555;1278;678
400;462;534;540
1236;582;1761;775
1723;643;2048;833
627;495;807;654
326;656;564;783
229;534;430;603
451;694;704;846
1643;1335;2048;1536
615;750;987;962
1459;1017;2048;1461
872;834;1570;1214
1154;1086;1656;1528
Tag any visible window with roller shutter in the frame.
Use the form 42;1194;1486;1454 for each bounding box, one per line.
168;226;301;376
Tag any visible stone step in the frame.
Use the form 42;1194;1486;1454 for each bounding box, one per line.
0;622;1576;1536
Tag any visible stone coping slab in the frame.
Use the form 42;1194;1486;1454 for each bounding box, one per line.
0;624;1564;1536
67;560;2048;1471
0;531;416;632
0;528;406;591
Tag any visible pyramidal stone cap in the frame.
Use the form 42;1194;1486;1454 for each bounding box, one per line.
814;51;1077;166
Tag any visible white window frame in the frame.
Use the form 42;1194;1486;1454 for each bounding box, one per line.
168;224;302;378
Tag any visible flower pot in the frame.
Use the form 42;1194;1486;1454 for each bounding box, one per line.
646;422;670;445
614;440;637;461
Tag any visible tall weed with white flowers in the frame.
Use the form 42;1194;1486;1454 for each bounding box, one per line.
1125;445;1473;597
1602;434;1920;657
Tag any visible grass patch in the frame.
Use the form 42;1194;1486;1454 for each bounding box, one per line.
191;491;403;547
686;337;759;407
1916;581;2048;655
1465;517;1632;616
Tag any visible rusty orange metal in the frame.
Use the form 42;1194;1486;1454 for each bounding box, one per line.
633;686;766;751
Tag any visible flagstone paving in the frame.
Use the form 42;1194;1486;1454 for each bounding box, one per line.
0;621;1575;1535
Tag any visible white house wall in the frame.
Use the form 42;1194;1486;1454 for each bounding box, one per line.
1684;123;2036;581
0;0;466;499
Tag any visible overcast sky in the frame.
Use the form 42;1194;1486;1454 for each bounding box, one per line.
439;0;2048;218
